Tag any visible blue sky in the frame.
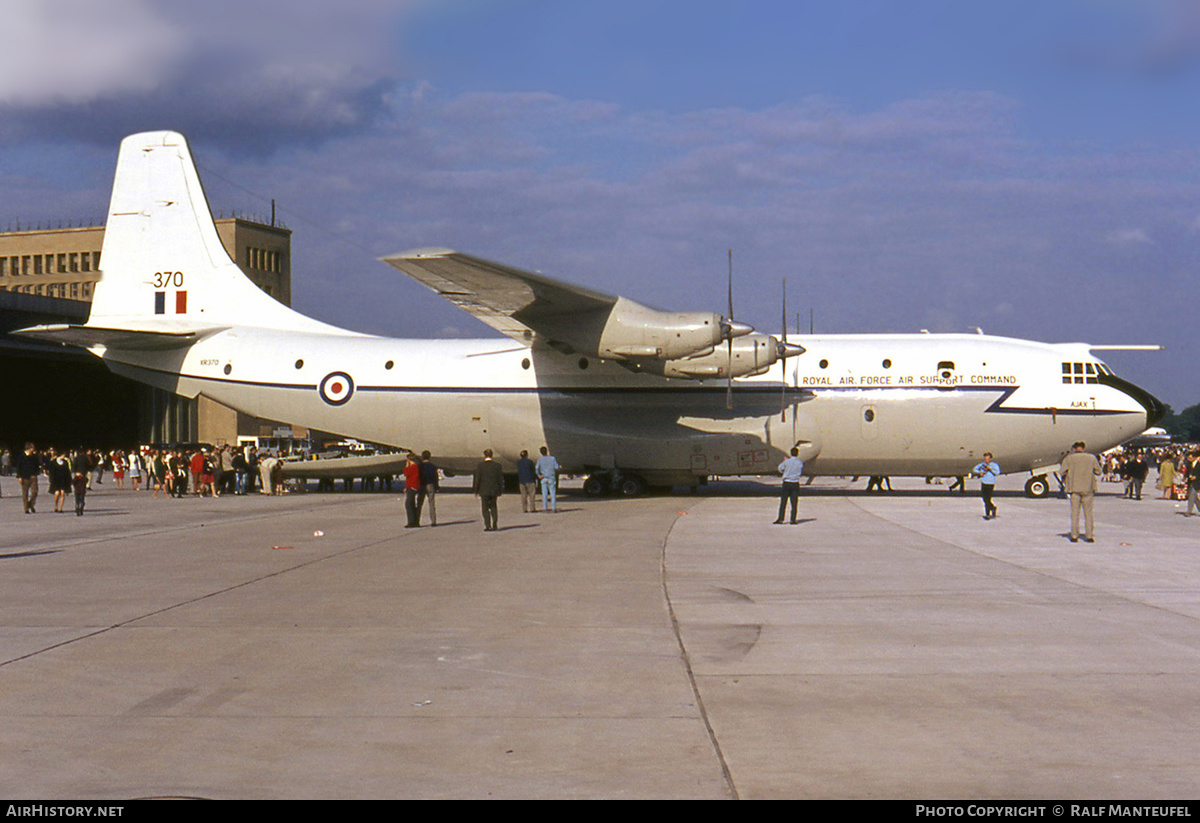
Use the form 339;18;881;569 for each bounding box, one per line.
3;0;1199;409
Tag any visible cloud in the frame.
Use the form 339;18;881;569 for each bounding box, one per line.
1057;0;1200;76
0;0;181;105
0;0;415;154
1106;227;1153;246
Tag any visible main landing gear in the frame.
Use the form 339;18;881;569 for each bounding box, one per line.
583;471;649;498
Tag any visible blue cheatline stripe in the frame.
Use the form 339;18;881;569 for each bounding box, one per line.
110;363;1139;416
154;292;165;314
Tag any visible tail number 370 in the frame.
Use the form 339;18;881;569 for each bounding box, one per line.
153;271;184;287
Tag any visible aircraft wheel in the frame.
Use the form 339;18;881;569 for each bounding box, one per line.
1025;476;1051;499
582;475;609;497
616;474;647;498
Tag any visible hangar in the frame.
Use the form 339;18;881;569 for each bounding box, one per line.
0;216;298;449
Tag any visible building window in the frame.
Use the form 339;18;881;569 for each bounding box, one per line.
246;246;283;273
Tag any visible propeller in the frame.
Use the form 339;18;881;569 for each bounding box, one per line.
781;279;788;421
726;250;734;410
779;278;805;422
720;250;754;408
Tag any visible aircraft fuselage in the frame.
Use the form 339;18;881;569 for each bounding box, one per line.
98;328;1155;485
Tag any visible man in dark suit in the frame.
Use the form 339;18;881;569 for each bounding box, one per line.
473;449;505;531
16;442;42;514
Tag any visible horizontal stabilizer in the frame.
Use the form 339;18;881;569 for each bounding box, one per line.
12;323;214;351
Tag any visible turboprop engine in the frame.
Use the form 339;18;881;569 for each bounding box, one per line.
623;333;805;379
596;297;752;361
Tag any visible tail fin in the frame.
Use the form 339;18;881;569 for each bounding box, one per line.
90;131;350;335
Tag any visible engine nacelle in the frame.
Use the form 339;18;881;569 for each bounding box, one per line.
597;297;738;361
621;333;803;379
666;333;778;378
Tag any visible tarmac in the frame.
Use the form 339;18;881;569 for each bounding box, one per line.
1;473;1199;799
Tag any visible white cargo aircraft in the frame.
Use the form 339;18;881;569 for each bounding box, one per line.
15;131;1165;497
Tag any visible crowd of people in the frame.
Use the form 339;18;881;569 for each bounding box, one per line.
2;442;295;516
1101;445;1200;506
3;441;566;532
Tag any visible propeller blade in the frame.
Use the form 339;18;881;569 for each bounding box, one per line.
778;279;806;421
726;335;733;410
781;278;788;422
727;249;734;321
727;250;734;410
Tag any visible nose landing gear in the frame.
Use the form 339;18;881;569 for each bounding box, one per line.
1024;475;1052;498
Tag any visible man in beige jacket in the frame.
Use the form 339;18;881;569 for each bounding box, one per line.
1061;441;1102;543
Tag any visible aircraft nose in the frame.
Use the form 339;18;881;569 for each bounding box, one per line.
1100;373;1167;428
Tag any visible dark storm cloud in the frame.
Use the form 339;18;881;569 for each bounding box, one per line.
0;66;398;157
0;0;409;156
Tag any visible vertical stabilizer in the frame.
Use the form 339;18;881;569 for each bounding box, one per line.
90;131;353;335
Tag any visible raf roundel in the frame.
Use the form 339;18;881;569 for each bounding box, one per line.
318;371;355;406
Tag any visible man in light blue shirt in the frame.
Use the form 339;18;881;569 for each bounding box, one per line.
535;446;561;512
774;447;805;524
972;452;1000;520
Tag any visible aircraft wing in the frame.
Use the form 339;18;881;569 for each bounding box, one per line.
380;247;618;350
12;323;210;351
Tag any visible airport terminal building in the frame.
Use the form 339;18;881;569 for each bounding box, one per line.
0;216;302;450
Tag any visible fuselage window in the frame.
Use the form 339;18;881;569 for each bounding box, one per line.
521;358;531;370
294;359;304;370
385;360;394;370
882;359;892;369
819;359;829;369
578;357;589;370
937;360;955;379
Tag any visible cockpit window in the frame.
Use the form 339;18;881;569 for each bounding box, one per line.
1062;361;1099;384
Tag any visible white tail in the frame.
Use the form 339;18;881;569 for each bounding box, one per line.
90;131;351;335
